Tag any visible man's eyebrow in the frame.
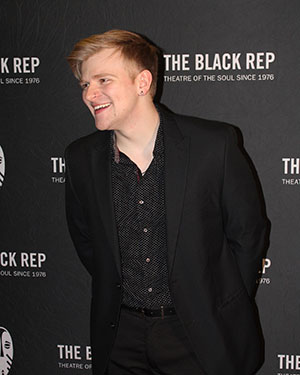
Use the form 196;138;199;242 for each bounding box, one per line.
80;73;117;83
93;73;117;79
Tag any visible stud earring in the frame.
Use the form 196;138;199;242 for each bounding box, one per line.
139;90;144;96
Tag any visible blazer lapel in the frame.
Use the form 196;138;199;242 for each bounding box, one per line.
162;109;190;276
90;133;121;277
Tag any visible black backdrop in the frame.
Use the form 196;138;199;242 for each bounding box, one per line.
1;1;300;374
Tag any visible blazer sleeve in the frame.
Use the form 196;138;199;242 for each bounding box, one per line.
221;127;269;298
65;146;93;275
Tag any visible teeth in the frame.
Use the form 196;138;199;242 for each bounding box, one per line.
94;103;110;110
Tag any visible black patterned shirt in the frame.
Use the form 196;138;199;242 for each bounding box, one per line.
111;122;173;309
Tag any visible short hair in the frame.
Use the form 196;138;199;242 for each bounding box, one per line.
67;29;160;97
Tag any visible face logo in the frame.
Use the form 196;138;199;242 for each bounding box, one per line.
0;327;13;375
0;146;5;188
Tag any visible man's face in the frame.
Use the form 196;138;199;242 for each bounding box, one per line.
80;48;141;132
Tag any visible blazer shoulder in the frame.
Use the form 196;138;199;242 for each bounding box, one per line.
167;111;237;147
65;130;110;158
174;112;234;137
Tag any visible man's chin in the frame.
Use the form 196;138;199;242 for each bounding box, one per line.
95;121;110;132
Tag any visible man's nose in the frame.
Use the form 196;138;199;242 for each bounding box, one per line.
85;83;100;102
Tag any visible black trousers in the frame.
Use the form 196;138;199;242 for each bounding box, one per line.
105;306;205;375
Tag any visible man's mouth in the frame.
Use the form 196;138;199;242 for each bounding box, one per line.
94;103;111;114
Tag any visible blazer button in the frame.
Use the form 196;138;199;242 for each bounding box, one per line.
116;283;121;288
110;323;116;328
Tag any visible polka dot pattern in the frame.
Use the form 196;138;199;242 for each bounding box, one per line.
111;124;173;309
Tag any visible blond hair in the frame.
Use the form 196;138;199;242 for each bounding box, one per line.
67;29;160;97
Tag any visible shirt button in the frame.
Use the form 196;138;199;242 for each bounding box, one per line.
148;287;153;292
139;200;144;205
143;228;148;233
146;258;150;263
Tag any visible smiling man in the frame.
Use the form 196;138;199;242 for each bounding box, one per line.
65;30;269;375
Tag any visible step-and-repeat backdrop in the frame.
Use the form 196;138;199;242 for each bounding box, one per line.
1;1;299;374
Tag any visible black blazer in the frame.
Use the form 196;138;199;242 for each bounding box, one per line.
65;106;269;375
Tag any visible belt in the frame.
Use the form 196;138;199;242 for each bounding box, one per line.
123;305;176;319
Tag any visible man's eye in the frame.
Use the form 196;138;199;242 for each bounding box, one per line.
80;83;89;90
100;78;109;84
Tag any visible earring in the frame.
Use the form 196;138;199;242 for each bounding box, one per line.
139;90;144;96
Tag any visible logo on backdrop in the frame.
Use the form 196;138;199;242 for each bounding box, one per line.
257;258;271;285
0;251;47;279
282;158;300;185
0;327;13;375
51;157;65;184
57;344;92;371
278;354;300;374
0;146;5;188
0;56;40;86
163;51;276;83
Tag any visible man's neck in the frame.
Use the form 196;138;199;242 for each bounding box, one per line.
114;102;160;173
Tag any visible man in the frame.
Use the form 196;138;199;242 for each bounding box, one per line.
65;29;268;375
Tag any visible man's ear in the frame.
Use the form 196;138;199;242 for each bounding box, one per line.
137;69;152;96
